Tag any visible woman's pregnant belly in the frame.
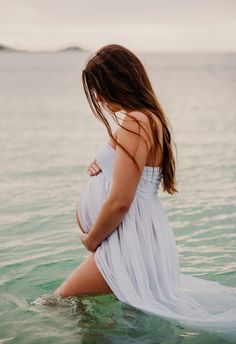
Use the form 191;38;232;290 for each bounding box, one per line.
76;173;110;233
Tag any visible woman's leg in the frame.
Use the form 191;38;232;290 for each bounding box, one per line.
54;252;113;298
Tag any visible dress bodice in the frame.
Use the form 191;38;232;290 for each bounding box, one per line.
95;141;162;199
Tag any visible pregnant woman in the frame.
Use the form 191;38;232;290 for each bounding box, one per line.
54;44;236;340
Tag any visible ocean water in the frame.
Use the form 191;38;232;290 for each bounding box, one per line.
0;51;235;343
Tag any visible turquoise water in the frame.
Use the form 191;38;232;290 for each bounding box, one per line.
0;52;235;343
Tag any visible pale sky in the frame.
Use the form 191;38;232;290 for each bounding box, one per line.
0;0;235;53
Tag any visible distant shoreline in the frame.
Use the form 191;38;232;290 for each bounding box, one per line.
0;43;90;53
0;43;235;55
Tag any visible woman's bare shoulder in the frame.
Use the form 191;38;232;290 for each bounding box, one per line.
109;110;163;149
123;110;163;145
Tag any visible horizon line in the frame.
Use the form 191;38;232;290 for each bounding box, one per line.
0;43;236;54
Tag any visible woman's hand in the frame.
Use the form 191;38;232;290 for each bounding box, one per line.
79;232;98;253
87;159;102;176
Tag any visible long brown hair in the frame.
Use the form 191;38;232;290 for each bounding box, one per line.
82;44;178;194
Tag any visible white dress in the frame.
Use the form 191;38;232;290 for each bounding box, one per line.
77;141;236;342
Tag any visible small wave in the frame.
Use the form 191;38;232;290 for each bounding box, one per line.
31;292;82;307
0;338;14;344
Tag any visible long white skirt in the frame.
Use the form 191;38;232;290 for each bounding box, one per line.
77;171;236;342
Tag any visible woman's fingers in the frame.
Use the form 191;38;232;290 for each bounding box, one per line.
87;160;102;176
93;159;101;169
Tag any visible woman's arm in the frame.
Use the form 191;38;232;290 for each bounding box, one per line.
81;197;130;251
84;112;152;251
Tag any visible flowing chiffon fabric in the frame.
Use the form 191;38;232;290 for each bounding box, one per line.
77;141;236;341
